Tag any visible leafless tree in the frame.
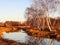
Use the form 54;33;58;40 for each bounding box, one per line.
25;0;60;31
25;0;60;45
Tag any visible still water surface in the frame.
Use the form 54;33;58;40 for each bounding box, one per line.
2;30;60;45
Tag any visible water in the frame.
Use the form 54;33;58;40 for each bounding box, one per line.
2;30;60;45
2;30;29;43
44;39;60;45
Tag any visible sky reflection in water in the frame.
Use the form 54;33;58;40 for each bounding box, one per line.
2;30;60;45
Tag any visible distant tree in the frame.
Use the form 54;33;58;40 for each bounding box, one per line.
0;22;5;27
5;21;21;27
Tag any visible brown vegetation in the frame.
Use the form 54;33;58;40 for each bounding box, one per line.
0;19;60;41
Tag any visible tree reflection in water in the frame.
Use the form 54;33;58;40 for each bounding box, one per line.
2;31;60;45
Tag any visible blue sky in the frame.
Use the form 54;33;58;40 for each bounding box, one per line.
0;0;32;22
0;0;60;22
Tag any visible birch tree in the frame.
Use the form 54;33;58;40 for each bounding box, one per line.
25;0;60;31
